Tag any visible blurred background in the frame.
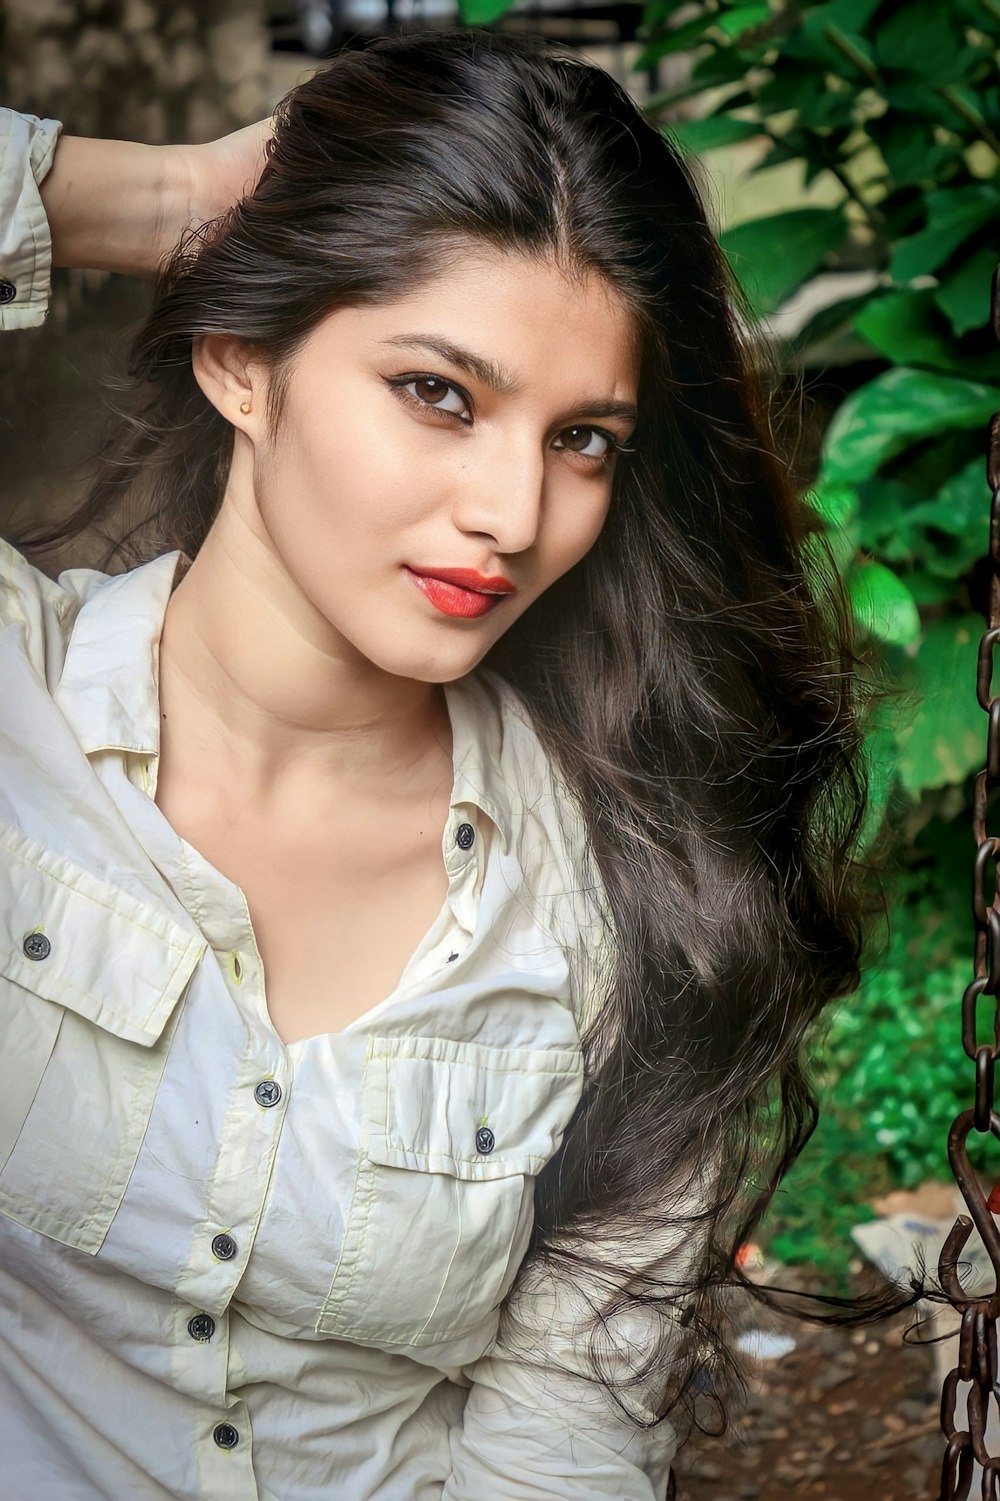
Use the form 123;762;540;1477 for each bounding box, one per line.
2;2;999;1494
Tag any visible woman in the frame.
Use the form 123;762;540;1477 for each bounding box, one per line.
0;28;879;1501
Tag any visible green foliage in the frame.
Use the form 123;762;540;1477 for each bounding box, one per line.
635;0;1000;1266
636;0;999;825
720;206;849;315
764;1112;886;1289
458;0;1000;1266
762;848;986;1280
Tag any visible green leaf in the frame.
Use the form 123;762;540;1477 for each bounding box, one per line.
799;88;860;130
868;113;956;188
891;186;1000;282
757;65;825;117
633;14;711;66
715;3;770;37
720;207;849;318
906;571;959;605
691;46;759;81
799;0;882;33
894;616;985;794
782;7;879;78
874;1;966;77
807;485;859;529
856;479;914;552
644;73;746;115
819;369;1000;486
935;248;999;336
641;0;694;24
852;289;1000;380
853;290;960;372
749;139;800;175
457;0;514;19
907;458;990;578
856;710;899;853
848;562;921;645
937;82;1000;140
666;115;762;154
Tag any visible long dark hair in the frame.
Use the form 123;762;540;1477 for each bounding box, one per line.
15;28;913;1459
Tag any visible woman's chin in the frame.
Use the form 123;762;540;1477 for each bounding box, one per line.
364;629;496;685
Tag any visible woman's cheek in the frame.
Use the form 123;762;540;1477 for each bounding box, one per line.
561;499;611;575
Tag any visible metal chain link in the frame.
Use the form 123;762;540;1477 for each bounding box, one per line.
938;263;1000;1500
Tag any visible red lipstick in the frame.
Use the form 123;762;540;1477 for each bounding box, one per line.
404;565;515;620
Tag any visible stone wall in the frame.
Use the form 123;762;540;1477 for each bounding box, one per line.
1;0;270;549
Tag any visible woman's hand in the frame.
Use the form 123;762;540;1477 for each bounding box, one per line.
175;117;274;248
43;117;274;280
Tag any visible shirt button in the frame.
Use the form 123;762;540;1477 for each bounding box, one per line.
0;279;16;305
475;1126;495;1154
253;1080;282;1108
211;1232;238;1261
187;1313;216;1342
23;932;51;961
213;1422;240;1450
455;822;475;851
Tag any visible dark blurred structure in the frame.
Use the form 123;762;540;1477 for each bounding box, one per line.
269;0;645;57
1;1;271;548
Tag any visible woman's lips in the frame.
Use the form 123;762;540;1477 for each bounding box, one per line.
403;566;511;619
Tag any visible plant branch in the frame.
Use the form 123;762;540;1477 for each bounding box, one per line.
756;120;887;242
937;86;1000;157
821;22;882;89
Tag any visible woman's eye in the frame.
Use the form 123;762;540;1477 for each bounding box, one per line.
553;425;617;463
390;375;471;421
387;377;628;467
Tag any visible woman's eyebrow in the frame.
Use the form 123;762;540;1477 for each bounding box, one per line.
381;333;522;394
380;333;639;426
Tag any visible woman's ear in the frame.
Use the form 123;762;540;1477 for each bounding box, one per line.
191;334;259;428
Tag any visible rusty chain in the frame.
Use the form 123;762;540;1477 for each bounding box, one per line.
937;263;1000;1501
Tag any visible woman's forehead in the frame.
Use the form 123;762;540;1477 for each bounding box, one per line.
311;249;642;399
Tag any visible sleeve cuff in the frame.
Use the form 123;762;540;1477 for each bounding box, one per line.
0;109;64;330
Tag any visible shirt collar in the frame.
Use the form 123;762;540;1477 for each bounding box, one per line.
443;671;514;854
52;548;184;760
52;550;514;852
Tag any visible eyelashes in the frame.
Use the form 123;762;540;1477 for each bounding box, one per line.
384;373;635;469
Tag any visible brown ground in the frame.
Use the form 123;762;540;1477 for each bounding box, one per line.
675;1269;942;1501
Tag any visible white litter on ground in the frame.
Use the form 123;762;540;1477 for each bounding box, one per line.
734;1329;798;1361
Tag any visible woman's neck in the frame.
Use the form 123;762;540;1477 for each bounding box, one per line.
156;510;452;805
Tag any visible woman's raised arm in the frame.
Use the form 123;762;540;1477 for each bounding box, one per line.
41;119;273;279
0;107;272;331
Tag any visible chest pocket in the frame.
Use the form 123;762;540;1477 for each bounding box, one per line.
0;825;205;1252
318;1032;584;1349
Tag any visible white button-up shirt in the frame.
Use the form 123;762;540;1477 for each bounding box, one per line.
0;107;682;1500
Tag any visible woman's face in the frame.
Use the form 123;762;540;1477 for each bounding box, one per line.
215;246;640;684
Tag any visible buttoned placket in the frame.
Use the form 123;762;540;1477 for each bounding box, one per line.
174;946;289;1499
99;703;497;1489
441;810;483;957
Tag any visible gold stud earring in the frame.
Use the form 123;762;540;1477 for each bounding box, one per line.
239;400;252;415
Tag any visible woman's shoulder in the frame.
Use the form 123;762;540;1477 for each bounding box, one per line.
1;533;83;684
0;533;113;686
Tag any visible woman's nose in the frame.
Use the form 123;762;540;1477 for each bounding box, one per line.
450;439;545;556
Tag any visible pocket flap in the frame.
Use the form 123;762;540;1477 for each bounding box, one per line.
0;824;206;1047
363;1034;584;1181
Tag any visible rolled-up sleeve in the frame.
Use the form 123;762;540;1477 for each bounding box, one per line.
444;1201;712;1501
0;108;63;329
